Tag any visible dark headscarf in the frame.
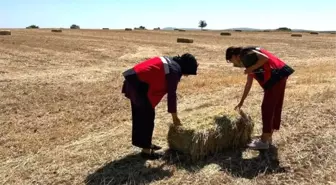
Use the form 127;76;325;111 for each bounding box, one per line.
172;53;198;75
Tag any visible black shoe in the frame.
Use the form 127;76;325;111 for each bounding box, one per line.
140;152;163;160
150;144;162;151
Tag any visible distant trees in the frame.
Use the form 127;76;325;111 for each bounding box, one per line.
26;25;39;29
70;24;80;29
199;20;207;30
134;26;146;30
276;27;291;31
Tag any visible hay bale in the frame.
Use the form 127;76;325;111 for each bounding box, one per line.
178;29;186;32
51;29;62;33
125;28;132;31
102;28;109;30
291;34;302;37
235;30;242;32
310;32;318;35
177;38;193;43
0;30;11;35
168;108;254;161
153;27;160;30
220;32;231;36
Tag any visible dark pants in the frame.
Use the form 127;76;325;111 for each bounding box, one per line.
130;83;156;149
262;78;287;133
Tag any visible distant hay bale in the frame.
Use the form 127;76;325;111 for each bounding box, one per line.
291;34;302;37
125;28;132;31
0;30;11;35
310;32;319;35
153;27;160;30
102;28;109;30
168;108;254;161
235;30;242;32
51;29;62;33
263;30;271;32
178;29;186;32
177;38;193;43
220;32;231;36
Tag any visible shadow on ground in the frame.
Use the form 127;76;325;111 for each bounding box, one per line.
164;145;290;179
85;146;290;184
85;153;173;185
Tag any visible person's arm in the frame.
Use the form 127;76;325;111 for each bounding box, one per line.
244;50;269;74
235;75;253;110
166;73;181;125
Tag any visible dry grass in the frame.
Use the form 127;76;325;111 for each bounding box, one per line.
0;29;335;185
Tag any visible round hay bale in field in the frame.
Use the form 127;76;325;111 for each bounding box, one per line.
291;34;302;37
125;28;132;31
220;32;231;36
51;29;62;33
168;108;254;162
177;38;193;43
310;32;319;35
0;30;11;35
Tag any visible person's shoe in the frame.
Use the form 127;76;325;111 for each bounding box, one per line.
247;139;270;150
150;144;162;151
140;151;163;160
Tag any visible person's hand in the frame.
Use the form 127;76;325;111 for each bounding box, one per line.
173;116;181;126
244;67;254;74
235;102;244;111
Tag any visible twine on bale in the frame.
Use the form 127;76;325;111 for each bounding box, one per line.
167;108;254;162
0;30;11;35
177;38;193;43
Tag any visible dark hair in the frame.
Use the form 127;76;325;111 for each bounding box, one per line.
225;46;243;62
173;53;198;75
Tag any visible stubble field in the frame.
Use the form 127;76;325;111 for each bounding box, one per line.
0;29;335;185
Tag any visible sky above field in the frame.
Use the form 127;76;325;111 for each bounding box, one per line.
1;0;335;31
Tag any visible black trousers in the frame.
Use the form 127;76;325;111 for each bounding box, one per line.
130;83;156;149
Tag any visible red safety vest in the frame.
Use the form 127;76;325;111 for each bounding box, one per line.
250;48;287;87
133;57;170;108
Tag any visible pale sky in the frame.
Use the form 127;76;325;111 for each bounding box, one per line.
1;0;335;31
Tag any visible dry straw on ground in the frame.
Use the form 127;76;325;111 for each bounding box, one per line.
51;29;62;33
177;38;193;43
220;32;231;36
0;30;11;35
168;108;253;161
291;33;302;37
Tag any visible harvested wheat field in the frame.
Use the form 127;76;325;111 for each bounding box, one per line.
0;29;335;185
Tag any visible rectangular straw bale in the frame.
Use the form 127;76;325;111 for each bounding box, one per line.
167;107;254;162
